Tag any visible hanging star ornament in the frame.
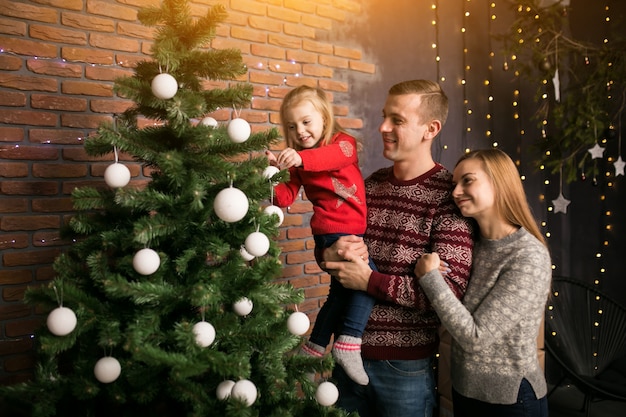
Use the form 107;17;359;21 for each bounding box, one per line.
614;156;625;176
552;192;571;214
587;143;605;159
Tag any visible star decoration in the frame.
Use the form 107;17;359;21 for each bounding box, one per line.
331;177;362;208
614;156;625;176
552;193;571;214
587;143;605;159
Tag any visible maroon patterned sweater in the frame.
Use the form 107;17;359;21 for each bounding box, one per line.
361;164;474;360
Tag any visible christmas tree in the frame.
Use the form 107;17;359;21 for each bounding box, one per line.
0;1;349;416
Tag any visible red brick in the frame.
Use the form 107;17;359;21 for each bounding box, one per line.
31;94;88;112
350;60;376;74
30;24;87;45
250;44;285;60
27;59;82;79
32;197;75;213
303;39;333;55
0;54;23;71
0;127;24;142
248;15;282;33
0;2;58;23
337;117;363;130
86;0;138;21
302;64;333;78
85;65;133;82
1;216;61;232
3;248;62;267
0;233;28;251
231;26;267;43
30;129;87;145
5;319;44;338
3;285;27;302
231;0;267;16
0;109;57;126
90;98;134;114
32;163;88;178
0;162;28;178
0;145;58;161
0;17;26;36
0;304;31;321
61;47;115;65
250;97;282;112
117;21;156;39
318;79;349;93
0;181;59;196
0;36;57;58
0;337;33;356
90;33;140;53
33;231;72;247
61;12;115;32
0;73;58;93
61;113;112;129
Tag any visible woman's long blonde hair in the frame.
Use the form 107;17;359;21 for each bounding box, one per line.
456;149;546;246
279;85;346;150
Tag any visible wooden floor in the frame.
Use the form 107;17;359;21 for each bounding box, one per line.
548;384;626;417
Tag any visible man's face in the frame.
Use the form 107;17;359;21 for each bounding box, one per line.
378;93;429;162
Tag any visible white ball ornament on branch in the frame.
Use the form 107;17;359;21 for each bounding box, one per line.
192;321;216;347
132;248;161;275
200;116;218;128
94;356;122;384
104;163;131;189
151;73;178;100
244;231;270;257
46;306;77;336
231;379;258;406
315;381;339;406
232;297;253;317
213;186;249;223
240;245;255;261
263;205;284;226
227;118;251;143
216;379;236;400
262;165;280;180
287;311;310;336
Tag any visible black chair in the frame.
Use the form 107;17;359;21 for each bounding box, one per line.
545;276;626;416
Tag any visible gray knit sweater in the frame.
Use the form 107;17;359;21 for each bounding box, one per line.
419;227;551;404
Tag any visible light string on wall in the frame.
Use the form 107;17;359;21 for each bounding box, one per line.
461;0;471;153
486;2;497;150
432;1;446;161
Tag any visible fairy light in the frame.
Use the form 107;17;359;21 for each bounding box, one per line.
486;2;497;148
461;0;470;152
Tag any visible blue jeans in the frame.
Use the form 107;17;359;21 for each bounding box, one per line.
452;378;548;417
333;357;436;417
309;233;377;347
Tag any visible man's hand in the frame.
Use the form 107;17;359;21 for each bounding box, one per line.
323;242;372;292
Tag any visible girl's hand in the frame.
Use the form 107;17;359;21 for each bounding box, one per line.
415;252;442;279
277;148;303;169
265;150;279;167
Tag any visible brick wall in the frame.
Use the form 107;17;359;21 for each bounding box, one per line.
0;0;375;384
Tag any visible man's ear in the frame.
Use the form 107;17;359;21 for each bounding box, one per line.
424;119;442;141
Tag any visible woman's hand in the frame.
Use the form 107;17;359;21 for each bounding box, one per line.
415;252;442;279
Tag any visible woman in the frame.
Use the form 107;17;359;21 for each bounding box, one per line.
415;149;551;417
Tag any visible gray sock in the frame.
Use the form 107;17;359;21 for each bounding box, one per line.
332;335;369;385
300;341;326;357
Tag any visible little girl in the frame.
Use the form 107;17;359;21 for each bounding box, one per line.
266;85;374;385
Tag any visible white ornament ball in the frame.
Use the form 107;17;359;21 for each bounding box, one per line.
104;163;131;188
94;356;121;384
240;245;255;261
46;306;77;336
231;379;257;406
192;321;216;347
132;248;161;275
227;118;251;143
287;311;310;336
244;231;270;257
201;116;218;128
263;165;280;180
263;205;284;226
315;381;339;406
216;379;235;400
151;73;178;100
233;297;253;317
214;187;249;223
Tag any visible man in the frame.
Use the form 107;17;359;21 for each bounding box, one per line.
320;80;474;417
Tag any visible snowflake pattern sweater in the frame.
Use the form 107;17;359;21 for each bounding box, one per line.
272;132;367;236
361;165;474;360
419;227;552;404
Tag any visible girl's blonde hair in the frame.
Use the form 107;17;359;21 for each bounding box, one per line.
279;85;346;150
456;149;546;246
